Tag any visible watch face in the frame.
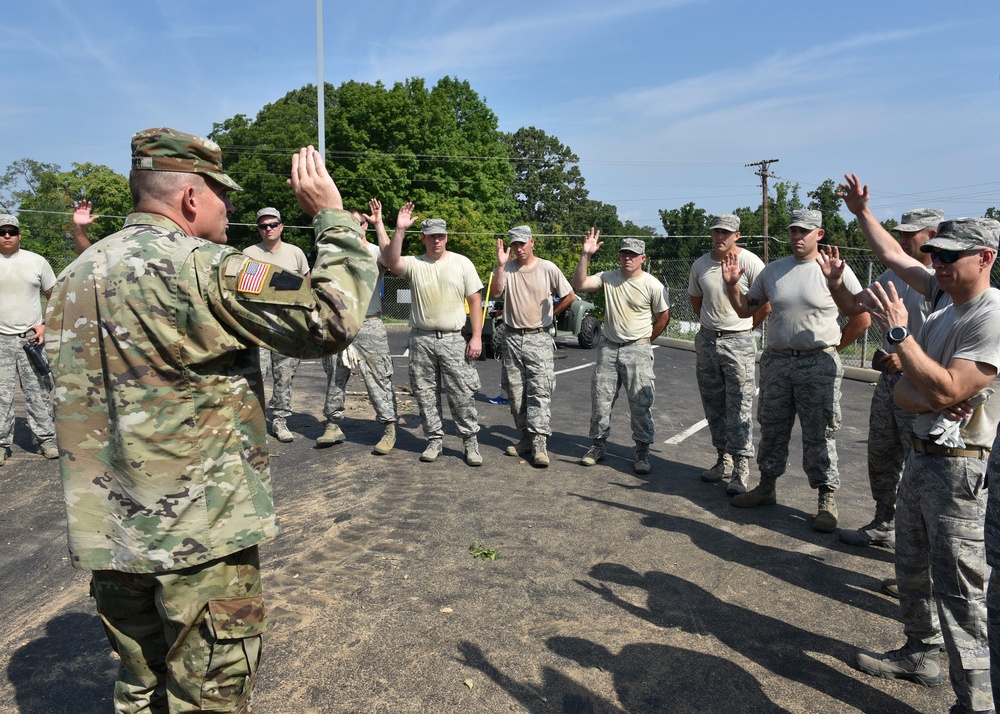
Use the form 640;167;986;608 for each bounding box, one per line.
889;326;907;343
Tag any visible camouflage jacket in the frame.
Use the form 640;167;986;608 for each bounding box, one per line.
46;209;376;573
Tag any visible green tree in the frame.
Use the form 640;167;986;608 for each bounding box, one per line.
504;126;589;233
808;179;849;247
657;202;711;261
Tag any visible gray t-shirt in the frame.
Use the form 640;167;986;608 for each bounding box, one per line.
689;248;765;331
912;287;1000;447
0;249;56;335
873;267;951;353
747;256;862;351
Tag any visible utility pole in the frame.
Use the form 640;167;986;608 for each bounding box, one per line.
316;0;325;161
745;159;779;262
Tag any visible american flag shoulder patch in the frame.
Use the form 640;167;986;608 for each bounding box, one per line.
238;260;270;294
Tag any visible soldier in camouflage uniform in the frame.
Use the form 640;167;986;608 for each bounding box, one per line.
572;230;670;474
722;209;871;532
492;225;576;467
381;204;484;465
0;212;59;463
45;130;376;713
838;175;999;714
244;207;311;443
688;214;769;494
318;200;399;454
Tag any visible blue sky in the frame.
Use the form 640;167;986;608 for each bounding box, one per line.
4;0;1000;229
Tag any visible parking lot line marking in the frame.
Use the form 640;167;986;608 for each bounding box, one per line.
664;420;708;445
555;363;593;376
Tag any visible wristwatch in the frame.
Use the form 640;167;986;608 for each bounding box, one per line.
887;326;910;345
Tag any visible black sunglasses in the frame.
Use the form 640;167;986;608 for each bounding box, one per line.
0;227;19;237
930;248;982;264
257;221;282;231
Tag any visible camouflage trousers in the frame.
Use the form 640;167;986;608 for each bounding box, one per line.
866;372;916;522
408;332;480;440
896;453;991;712
259;349;299;420
694;330;756;458
91;546;267;714
0;333;54;448
589;342;655;445
757;349;841;489
322;317;398;425
502;331;555;437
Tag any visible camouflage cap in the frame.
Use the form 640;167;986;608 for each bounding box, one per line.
788;209;823;231
256;207;281;221
921;218;999;252
0;214;18;228
130;127;243;192
710;214;740;232
422;218;447;235
619;238;646;255
508;225;532;243
896;208;944;233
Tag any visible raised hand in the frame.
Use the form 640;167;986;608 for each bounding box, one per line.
496;237;510;267
396;202;417;232
720;253;745;286
864;280;909;332
581;227;602;257
73;199;99;227
816;245;847;284
364;198;383;226
289;146;343;215
837;173;869;216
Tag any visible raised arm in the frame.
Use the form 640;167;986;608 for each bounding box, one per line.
364;198;391;253
721;253;764;318
72;200;98;254
491;237;510;298
382;202;416;276
572;228;604;292
817;245;872;316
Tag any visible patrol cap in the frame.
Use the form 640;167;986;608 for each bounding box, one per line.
896;208;944;233
788;209;823;231
130;127;243;192
508;225;532;243
0;214;18;228
422;218;447;235
921;218;999;252
619;238;646;255
710;214;740;232
256;207;281;222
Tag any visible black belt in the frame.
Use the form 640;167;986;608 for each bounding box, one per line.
769;346;831;356
606;337;651;347
911;436;989;459
16;330;36;339
702;328;752;337
412;328;461;338
505;326;547;335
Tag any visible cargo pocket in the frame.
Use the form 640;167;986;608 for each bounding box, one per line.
200;595;268;711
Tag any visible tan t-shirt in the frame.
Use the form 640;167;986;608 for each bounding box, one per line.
593;270;669;343
403;252;483;331
688;248;765;331
243;241;310;275
0;249;56;335
747;256;862;351
500;258;573;329
874;267;950;353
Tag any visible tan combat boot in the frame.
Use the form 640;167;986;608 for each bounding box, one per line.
272;418;294;443
701;452;732;483
464;435;483;467
316;421;345;447
731;474;777;508
505;431;533;458
813;487;839;532
634;442;651;475
373;423;396;455
580;440;606;467
532;435;550;468
726;456;750;495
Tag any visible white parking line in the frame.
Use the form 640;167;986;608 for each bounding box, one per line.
663;386;758;444
555;363;593;376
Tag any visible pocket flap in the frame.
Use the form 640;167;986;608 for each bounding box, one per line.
206;595;268;641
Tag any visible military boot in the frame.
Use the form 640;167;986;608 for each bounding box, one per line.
39;440;59;460
700;452;732;483
731;474;777;508
813;487;839;532
580;440;606;467
316;421;346;447
634;442;651;475
0;448;7;466
420;439;442;463
840;503;895;548
373;423;396;455
856;639;943;687
464;435;483;467
881;578;899;598
726;456;750;495
532;435;550;468
505;431;533;458
272;418;294;443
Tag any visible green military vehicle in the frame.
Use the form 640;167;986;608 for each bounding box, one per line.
478;295;602;358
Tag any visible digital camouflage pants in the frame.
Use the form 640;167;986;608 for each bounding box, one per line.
0;333;54;448
259;349;299;421
694;330;756;458
322;317;398;425
91;546;267;714
502;331;555;437
408;332;480;440
866;371;916;523
589;342;655;445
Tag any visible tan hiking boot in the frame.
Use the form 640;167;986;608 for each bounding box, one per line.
39;440;59;459
420;439;442;463
373;424;396;455
505;433;532;458
814;487;839;532
731;475;777;508
580;441;606;467
700;452;732;483
316;422;346;447
881;579;899;598
726;456;750;495
464;435;483;467
634;442;651;475
532;435;550;468
272;418;294;443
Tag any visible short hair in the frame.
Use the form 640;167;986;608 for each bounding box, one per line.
129;169;201;209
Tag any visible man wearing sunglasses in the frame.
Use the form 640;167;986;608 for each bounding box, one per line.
834;174;1000;714
244;207;311;443
0;214;58;464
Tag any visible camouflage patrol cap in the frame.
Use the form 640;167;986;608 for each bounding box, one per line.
921;218;999;252
788;209;823;231
710;214;740;232
0;214;18;228
508;225;532;243
896;208;944;233
130;127;243;192
256;207;281;221
619;238;646;255
422;218;447;235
